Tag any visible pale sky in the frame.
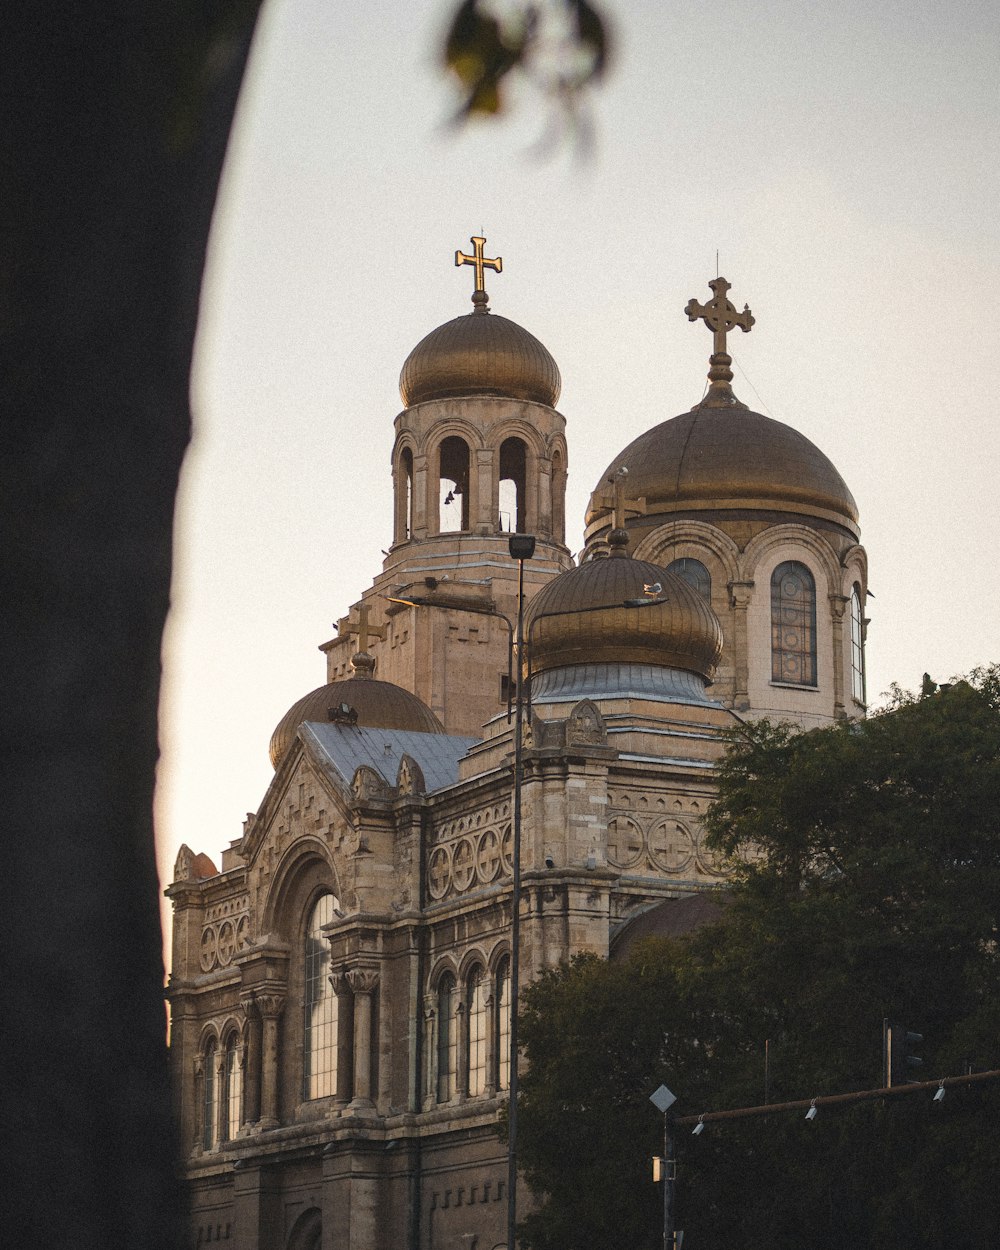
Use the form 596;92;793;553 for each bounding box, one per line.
156;0;1000;918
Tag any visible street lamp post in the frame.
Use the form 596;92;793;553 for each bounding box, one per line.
650;1084;678;1250
388;553;666;1250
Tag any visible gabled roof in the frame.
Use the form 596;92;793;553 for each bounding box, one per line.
301;721;481;794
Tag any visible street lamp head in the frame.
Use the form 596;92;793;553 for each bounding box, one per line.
508;533;536;561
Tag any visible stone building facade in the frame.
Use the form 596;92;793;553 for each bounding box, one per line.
167;257;867;1250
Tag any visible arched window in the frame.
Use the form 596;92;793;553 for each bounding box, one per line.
499;438;527;533
851;584;866;704
400;446;414;541
437;974;457;1103
439;437;470;532
467;966;488;1096
202;1038;217;1150
771;561;817;685
551;447;566;543
495;958;510;1092
221;1033;242;1142
303;893;338;1100
667;557;711;602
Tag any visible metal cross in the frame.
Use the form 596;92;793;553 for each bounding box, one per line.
684;277;754;356
591;466;646;531
341;603;386;655
455;235;502;294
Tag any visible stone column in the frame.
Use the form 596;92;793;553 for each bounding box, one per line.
193;1054;205;1154
256;992;285;1129
346;968;379;1112
475;447;494;534
330;970;354;1111
728;580;755;710
422;994;437;1112
239;993;262;1125
412;453;429;538
484;984;497;1097
829;593;849;719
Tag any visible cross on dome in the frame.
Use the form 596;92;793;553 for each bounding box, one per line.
590;466;647;554
341;603;386;676
685;277;754;407
455;235;502;311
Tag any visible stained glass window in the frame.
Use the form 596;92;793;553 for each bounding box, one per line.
851;585;866;704
771;562;817;685
203;1039;217;1150
437;974;457;1103
496;958;511;1092
467;967;488;1096
303;893;338;1100
667;557;711;602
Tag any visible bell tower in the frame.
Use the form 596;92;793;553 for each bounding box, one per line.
323;238;572;738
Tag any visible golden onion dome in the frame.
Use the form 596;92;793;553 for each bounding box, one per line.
399;295;561;408
526;543;723;686
589;405;858;535
269;652;444;768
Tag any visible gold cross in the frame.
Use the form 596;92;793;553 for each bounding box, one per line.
590;467;646;531
685;277;754;356
455;235;502;294
340;603;386;655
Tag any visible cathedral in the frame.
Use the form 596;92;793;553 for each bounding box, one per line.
166;239;868;1250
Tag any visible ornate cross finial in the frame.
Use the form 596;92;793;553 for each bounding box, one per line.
339;603;386;676
590;466;646;556
684;277;754;406
456;235;502;311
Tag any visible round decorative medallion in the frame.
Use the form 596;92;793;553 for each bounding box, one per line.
428;845;452;900
452;837;476;892
607;814;644;868
199;926;217;973
500;823;513;874
648;820;694;873
477;829;502;883
216;919;236;966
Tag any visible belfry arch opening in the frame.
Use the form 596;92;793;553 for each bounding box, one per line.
498;437;527;533
438;436;470;532
398;446;413;542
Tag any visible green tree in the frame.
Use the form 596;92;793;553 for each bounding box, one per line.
516;669;1000;1250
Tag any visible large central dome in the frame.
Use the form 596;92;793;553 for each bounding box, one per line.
588;404;859;537
399;301;561;408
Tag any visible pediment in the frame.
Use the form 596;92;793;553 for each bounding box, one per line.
239;742;355;870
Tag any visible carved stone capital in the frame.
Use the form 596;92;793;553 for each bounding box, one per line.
345;967;379;997
829;592;849;620
255;992;286;1020
329;969;351;996
728;579;755;610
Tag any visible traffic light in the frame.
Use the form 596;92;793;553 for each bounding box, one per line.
883;1018;923;1087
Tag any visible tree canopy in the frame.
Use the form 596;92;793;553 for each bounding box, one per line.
516;668;1000;1250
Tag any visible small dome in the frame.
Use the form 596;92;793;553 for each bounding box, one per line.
589;406;858;534
399;307;561;408
269;658;445;767
526;552;723;686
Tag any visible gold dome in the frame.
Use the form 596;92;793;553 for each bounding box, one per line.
526;550;723;685
269;655;444;767
588;406;859;535
399;304;561;408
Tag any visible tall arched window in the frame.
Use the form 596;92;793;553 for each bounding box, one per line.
202;1038;217;1150
221;1033;242;1142
851;584;866;704
400;446;414;541
303;893;338;1100
495;958;510;1092
667;557;711;602
437;974;457;1103
467;966;488;1096
771;561;817;685
439;437;470;532
499;437;527;533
